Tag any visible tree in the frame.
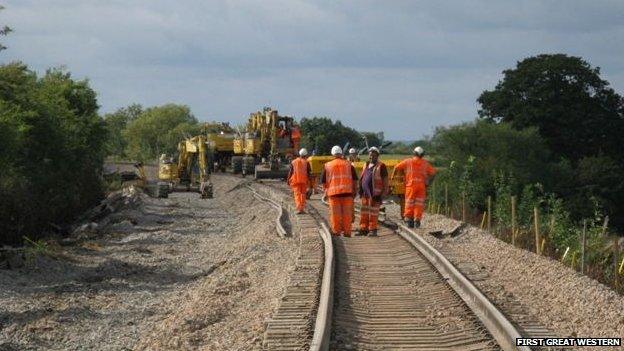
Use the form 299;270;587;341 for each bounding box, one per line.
430;119;553;201
103;104;143;158
299;117;372;155
478;54;624;162
0;5;12;52
0;63;106;244
123;104;199;161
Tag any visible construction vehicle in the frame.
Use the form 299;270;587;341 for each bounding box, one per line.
205;122;236;172
235;107;302;179
158;135;214;198
231;128;245;174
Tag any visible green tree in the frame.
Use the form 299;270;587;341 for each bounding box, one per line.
0;63;106;244
123;104;199;161
478;54;624;162
103;104;142;158
431;119;552;197
299;117;363;155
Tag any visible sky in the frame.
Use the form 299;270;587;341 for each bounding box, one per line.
1;1;623;140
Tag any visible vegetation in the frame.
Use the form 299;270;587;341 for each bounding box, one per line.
299;117;385;155
122;104;201;162
0;63;107;245
427;54;624;290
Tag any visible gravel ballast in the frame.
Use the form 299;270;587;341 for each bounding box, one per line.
0;176;298;351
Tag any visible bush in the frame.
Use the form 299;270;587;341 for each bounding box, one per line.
0;63;106;245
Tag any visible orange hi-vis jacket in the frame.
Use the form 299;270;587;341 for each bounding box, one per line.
289;157;309;186
395;157;436;187
324;158;354;196
360;161;387;197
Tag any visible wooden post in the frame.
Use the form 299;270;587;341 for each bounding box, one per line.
432;181;436;214
581;220;587;274
511;196;517;246
461;192;466;222
487;196;492;233
533;207;540;255
614;237;619;289
562;247;570;262
444;183;449;217
480;212;486;229
601;216;609;237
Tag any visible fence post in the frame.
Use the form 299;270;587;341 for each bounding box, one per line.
487;196;492;233
581;220;587;274
511;196;517;246
461;192;466;222
533;207;540;255
444;183;449;217
601;216;609;237
432;181;437;214
614;237;620;290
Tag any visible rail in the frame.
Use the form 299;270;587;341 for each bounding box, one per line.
246;185;288;237
308;222;334;351
397;223;529;351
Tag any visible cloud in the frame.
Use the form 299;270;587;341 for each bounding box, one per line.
1;0;623;139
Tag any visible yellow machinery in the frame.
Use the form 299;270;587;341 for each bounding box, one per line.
205;122;236;172
158;135;214;198
234;107;301;179
307;155;406;197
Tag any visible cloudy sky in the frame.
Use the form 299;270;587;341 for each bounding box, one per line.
2;1;623;140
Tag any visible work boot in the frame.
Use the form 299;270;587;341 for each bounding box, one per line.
368;229;378;237
405;218;415;228
356;229;368;236
414;220;421;228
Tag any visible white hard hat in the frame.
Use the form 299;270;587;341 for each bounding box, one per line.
348;148;357;154
331;145;343;156
414;146;424;155
299;148;308;156
368;146;380;154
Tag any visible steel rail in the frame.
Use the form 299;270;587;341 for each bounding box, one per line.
396;223;529;351
308;222;334;351
246;185;288;237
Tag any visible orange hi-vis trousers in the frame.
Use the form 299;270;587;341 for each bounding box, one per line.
404;183;426;220
359;197;381;231
328;195;354;237
291;183;308;212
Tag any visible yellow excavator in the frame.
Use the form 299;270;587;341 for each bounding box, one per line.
233;107;301;179
158;135;214;199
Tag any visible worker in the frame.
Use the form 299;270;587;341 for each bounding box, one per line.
291;125;302;150
392;146;436;228
320;146;358;237
287;148;312;214
347;148;360;223
348;148;360;163
357;147;389;236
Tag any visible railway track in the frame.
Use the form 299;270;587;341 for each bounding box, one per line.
237;178;545;350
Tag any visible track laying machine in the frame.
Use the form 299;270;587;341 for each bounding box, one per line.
231;107;302;179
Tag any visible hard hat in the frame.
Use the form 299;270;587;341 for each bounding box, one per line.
299;148;308;156
368;146;380;154
331;145;343;156
348;148;357;154
414;146;424;156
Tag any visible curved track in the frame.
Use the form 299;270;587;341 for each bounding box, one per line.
249;179;530;351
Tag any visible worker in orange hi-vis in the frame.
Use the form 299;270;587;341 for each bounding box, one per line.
287;148;312;214
357;147;389;237
391;146;436;228
320;145;358;237
347;148;360;223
